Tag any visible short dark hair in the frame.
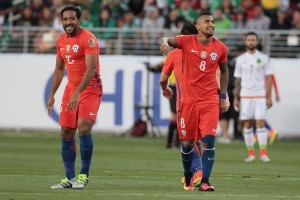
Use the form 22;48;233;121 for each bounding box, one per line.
61;5;81;19
181;21;198;35
245;31;258;39
198;10;212;18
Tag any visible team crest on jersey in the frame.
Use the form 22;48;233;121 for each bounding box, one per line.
256;58;262;64
201;51;207;59
88;38;96;47
72;44;79;52
210;52;218;60
66;44;71;52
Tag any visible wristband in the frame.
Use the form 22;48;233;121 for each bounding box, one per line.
220;93;226;100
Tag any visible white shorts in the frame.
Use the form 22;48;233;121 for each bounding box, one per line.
239;98;266;120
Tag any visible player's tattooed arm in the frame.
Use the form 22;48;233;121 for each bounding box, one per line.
219;62;229;95
158;37;178;47
158;37;178;54
219;62;229;113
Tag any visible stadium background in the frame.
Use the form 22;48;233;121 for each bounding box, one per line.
0;1;300;200
0;0;300;137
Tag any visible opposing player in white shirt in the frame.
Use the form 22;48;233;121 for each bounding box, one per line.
234;32;273;162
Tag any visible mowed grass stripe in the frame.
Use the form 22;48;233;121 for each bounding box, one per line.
1;192;300;198
0;132;300;200
1;174;300;181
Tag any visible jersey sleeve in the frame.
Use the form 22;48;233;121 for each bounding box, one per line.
56;39;62;59
175;35;191;49
264;57;274;75
162;52;174;75
234;57;242;78
82;35;98;55
218;43;228;64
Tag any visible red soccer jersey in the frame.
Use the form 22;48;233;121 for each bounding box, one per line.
56;28;101;88
175;34;228;104
162;49;182;81
162;48;183;110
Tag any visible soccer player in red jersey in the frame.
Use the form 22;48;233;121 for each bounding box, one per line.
159;11;229;191
46;5;102;189
160;22;203;189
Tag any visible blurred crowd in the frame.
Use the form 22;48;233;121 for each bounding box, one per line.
1;0;300;54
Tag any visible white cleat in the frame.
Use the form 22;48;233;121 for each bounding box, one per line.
72;174;89;189
51;177;76;189
260;155;271;162
245;156;255;162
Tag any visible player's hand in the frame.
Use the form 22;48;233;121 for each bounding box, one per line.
162;87;173;99
46;95;55;117
160;42;169;55
225;96;230;111
233;98;239;112
267;97;273;109
220;99;227;113
66;90;80;113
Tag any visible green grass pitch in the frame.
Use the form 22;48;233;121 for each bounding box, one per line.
0;132;299;200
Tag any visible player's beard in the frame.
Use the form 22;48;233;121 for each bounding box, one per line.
63;24;79;36
246;45;257;51
206;28;214;37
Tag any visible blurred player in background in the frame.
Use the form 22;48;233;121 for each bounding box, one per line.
253;74;280;144
164;69;180;149
217;49;245;143
234;31;273;163
267;74;280;144
47;5;103;189
159;11;229;191
148;60;181;149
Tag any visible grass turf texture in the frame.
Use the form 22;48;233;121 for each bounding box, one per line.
0;132;299;200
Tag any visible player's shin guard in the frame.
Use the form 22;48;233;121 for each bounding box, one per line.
201;135;215;183
256;127;268;156
79;134;93;176
62;138;76;180
181;144;194;184
243;128;255;156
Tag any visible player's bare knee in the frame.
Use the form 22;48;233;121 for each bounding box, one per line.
181;140;194;148
243;120;253;129
77;118;93;135
256;120;265;128
77;125;92;135
61;127;76;139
